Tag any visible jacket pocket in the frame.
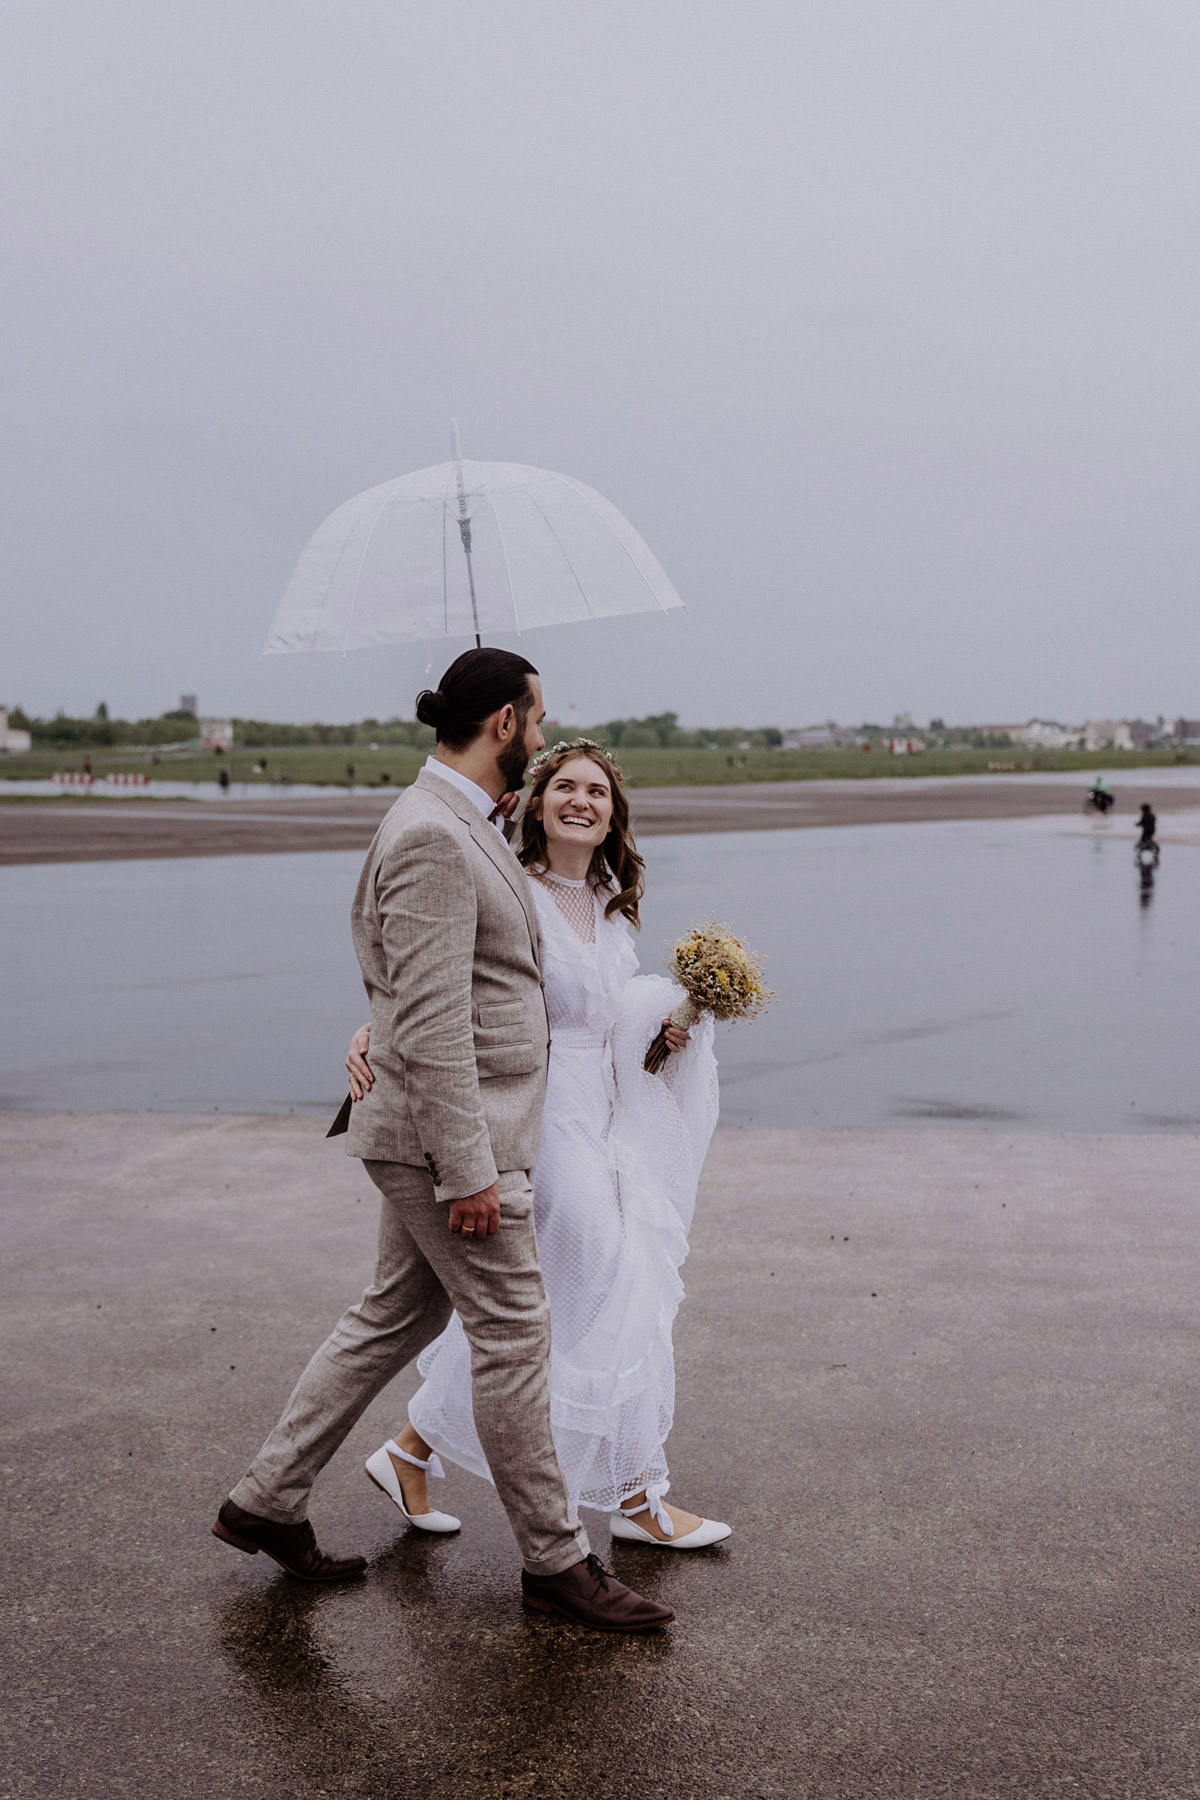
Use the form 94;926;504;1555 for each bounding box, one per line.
477;1000;527;1030
475;1037;541;1078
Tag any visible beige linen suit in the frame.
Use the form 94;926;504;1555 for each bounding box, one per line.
231;768;588;1575
344;767;550;1191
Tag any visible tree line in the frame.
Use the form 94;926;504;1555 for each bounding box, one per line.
586;712;782;750
3;706;437;749
6;706;784;751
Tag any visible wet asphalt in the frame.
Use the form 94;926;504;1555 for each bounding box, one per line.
3;1112;1199;1799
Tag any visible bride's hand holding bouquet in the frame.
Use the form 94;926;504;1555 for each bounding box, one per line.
644;921;773;1075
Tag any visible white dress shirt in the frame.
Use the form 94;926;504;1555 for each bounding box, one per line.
423;756;507;835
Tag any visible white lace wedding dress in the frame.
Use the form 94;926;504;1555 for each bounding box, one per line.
408;870;720;1513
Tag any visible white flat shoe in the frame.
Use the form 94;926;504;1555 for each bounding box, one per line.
609;1481;731;1550
365;1439;461;1533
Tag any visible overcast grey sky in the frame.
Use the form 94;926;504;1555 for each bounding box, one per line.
3;1;1198;728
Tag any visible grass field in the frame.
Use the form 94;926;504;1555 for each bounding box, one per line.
3;741;1200;790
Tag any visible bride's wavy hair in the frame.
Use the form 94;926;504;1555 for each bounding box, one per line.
518;742;645;928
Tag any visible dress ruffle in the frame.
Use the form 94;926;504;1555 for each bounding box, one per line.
409;880;719;1513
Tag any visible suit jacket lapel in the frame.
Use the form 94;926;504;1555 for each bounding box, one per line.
414;768;541;964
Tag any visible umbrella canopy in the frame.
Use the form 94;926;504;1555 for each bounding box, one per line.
262;452;684;655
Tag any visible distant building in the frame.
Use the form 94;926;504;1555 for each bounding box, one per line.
1010;720;1084;750
180;694;198;716
0;708;32;753
892;711;915;732
782;724;838;750
781;723;862;750
1085;720;1135;752
1127;719;1158;749
200;718;234;751
1174;719;1200;745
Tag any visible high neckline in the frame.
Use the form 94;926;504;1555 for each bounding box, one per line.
538;868;589;889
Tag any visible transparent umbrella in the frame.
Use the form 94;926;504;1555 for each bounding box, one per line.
263;424;684;655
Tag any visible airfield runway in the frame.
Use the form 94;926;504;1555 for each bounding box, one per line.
4;1113;1198;1798
4;775;1198;865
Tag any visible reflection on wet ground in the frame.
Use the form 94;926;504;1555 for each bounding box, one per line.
641;810;1200;1131
4;811;1200;1130
213;1537;684;1798
7;1112;1200;1798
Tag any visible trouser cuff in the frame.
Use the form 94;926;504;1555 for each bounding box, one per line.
228;1476;306;1527
522;1530;591;1578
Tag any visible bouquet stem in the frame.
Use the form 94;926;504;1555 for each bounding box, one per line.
644;997;702;1074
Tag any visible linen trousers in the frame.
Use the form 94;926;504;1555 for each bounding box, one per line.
230;1163;589;1577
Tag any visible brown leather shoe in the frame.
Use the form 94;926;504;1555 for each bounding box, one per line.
212;1498;367;1582
522;1553;674;1632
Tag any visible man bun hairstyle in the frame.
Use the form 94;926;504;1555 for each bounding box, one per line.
414;688;453;732
415;648;539;750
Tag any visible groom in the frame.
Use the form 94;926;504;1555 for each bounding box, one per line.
213;648;672;1632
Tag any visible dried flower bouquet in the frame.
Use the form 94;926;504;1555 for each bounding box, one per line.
644;921;774;1074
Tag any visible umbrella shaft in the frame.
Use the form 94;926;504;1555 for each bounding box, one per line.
450;421;482;646
457;512;481;648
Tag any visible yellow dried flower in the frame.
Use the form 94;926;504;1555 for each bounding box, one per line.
644;919;775;1072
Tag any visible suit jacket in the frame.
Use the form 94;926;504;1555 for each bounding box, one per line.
344;767;549;1197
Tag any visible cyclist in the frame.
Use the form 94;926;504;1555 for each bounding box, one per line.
1087;775;1113;813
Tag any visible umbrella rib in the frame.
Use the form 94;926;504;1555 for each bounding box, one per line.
517;487;595;620
297;497;378;652
441;466;452;638
477;472;519;635
551;474;679;613
341;485;401;654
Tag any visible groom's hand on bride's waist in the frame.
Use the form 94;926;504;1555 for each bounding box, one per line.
448;1183;501;1237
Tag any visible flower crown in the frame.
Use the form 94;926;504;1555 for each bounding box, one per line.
527;737;620;780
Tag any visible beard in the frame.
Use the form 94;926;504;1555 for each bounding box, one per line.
497;733;531;793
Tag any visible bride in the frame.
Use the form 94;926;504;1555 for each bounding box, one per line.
346;739;728;1549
